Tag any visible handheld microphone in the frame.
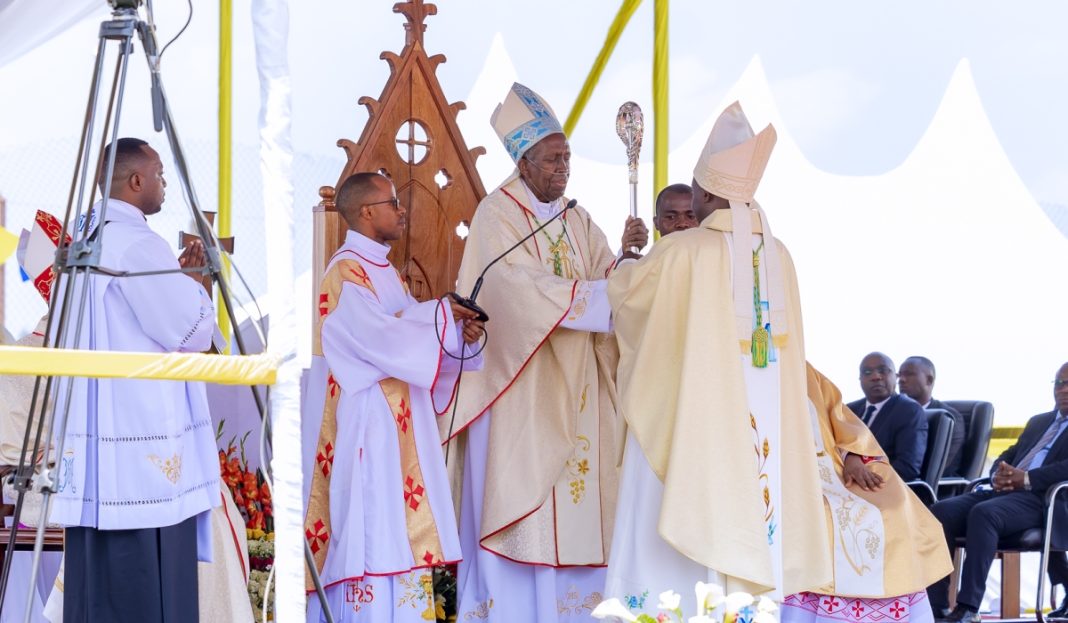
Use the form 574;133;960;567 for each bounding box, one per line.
449;198;578;322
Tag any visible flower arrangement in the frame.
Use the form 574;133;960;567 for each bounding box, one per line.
216;422;276;619
247;529;275;621
217;422;273;532
432;565;458;622
592;583;778;623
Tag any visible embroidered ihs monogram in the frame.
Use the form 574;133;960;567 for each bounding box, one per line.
148;453;182;484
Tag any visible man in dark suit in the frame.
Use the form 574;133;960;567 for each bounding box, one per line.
927;362;1068;623
899;356;967;477
847;352;928;481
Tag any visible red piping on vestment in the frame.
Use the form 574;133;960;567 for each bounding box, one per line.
329;248;390;269
221;491;249;584
307;558;463;594
439;280;579;443
501;188;542;262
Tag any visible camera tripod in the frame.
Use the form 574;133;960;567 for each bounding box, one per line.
0;2;333;621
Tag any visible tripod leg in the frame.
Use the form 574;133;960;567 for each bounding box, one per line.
0;31;115;618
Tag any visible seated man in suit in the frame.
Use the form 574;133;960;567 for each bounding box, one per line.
899;356;967;477
848;352;928;481
927;361;1068;623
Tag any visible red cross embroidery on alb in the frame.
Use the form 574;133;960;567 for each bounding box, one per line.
404;476;425;510
306;519;329;554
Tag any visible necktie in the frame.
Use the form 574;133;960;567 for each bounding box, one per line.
863;405;876;426
1016;414;1066;470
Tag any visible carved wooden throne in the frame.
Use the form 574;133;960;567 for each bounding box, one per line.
314;0;487;303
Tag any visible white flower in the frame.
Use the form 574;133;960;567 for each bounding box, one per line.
754;611;778;623
695;582;726;612
591;598;639;622
724;591;755;614
757;596;779;614
658;589;682;610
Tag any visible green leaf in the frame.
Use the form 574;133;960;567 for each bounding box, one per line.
636;615;659;623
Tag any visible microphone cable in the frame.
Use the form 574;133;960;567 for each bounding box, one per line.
431;297;488;466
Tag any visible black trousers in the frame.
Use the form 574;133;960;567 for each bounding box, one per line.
927;490;1068;611
63;515;199;623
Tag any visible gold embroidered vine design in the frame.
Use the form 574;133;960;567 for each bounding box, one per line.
751;413;776;544
396;572;442;620
557;584;603;615
148;453;182;484
834;496;881;575
463;599;494;620
564;385;592;504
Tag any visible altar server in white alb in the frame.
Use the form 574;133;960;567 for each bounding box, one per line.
50;137;221;623
303;172;485;622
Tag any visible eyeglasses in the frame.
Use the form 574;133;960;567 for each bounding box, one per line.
1054;379;1068;388
365;197;400;209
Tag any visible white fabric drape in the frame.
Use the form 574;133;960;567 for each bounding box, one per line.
251;0;300;619
0;0;103;69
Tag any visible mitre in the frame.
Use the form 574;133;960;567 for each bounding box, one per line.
693;101;776;202
491;82;564;163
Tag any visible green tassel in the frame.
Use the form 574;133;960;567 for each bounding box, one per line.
751;326;769;368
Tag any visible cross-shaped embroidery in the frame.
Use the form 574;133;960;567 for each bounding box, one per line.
850;601;865;618
890;601;905;618
404;476;425;510
317;443;334;477
305;518;329;554
822;597;841;612
395;398;412;434
318;292;330;317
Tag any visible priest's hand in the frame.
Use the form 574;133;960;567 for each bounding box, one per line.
843;453;885;492
448;298;480;322
620;216;648;260
462;319;485;345
178;239;206;282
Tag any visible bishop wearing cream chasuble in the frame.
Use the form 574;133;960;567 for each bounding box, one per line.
604;103;951;622
303;173;485;622
449;83;647;622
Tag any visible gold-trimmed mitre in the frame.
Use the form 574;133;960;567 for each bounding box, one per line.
491;82;564;163
693;101;776;202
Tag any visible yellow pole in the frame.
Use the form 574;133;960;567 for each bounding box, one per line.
652;0;669;239
563;0;643;136
217;0;233;352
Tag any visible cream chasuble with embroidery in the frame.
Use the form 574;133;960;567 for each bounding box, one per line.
447;172;621;567
606;208;829;598
302;231;476;617
803;363;951;598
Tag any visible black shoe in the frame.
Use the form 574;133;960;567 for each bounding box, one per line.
940;605;981;623
932;606;953;620
1050;592;1068;619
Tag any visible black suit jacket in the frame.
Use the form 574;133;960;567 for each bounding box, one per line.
991;410;1068;549
847;394;928;481
929;398;967;477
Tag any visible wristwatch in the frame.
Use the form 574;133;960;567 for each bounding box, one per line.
1023;472;1032;491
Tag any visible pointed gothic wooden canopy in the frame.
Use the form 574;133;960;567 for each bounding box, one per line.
314;0;487;302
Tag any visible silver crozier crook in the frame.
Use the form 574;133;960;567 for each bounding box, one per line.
615;101;644;253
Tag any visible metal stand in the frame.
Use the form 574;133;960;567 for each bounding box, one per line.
0;3;333;621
